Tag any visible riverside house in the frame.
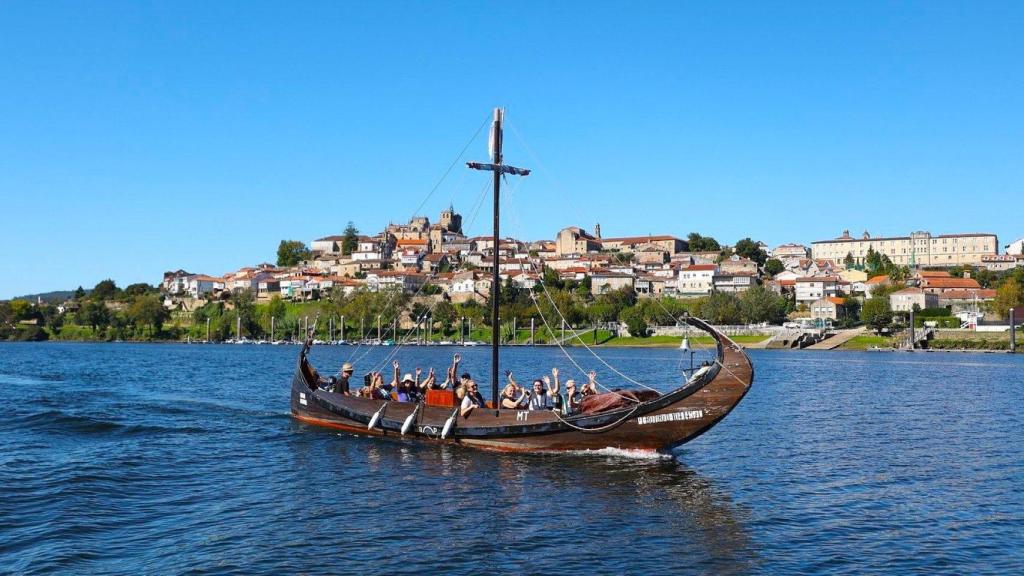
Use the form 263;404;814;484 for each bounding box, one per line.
795;276;840;305
889;287;939;312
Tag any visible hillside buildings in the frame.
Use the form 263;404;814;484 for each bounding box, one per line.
812;230;998;268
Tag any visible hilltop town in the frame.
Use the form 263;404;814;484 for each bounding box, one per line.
163;205;1017;306
3;204;1023;348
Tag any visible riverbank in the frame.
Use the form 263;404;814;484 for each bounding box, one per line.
28;330;1019;352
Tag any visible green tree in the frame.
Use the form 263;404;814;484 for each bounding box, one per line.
92;279;118;300
342;222;359;256
763;258;784;277
699;291;742;324
865;247;883;276
123;283;155;297
991;278;1024;320
73;286;86;300
734;238;767;265
739;286;787;324
277;240;312;267
620;307;648;337
128;294;169;335
78;300;111;333
843;252;855;269
861;297;893;334
267;296;287;324
9;299;33;321
887;265;910;283
687;232;721;252
433;300;457;334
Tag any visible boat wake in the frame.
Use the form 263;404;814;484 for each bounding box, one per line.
568;447;673;460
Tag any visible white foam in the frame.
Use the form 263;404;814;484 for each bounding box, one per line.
568;447;672;460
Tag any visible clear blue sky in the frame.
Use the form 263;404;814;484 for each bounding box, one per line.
2;1;1022;298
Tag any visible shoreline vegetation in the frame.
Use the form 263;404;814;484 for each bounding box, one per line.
3;270;1020;353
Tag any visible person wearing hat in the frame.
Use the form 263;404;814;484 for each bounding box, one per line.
333;362;355;395
396;371;418;402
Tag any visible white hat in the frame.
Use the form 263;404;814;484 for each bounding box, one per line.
402;373;415;383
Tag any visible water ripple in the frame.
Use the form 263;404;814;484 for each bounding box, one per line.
0;343;1021;574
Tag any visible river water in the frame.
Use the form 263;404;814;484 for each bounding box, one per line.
0;343;1021;574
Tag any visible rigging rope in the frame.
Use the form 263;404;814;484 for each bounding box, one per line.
501;183;659;394
344;120;490;367
354;178;492;372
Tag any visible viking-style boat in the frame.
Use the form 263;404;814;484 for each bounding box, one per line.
290;109;754;452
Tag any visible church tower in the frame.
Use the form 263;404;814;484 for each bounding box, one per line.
440;203;463;234
594;223;602;239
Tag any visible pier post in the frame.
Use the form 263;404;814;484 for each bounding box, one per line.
530;318;535;345
206;317;210;343
1011;308;1016;353
512;317;517;345
271;316;275;342
908;308;915;350
340;315;345;342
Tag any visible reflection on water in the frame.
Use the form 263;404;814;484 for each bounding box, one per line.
1;343;1022;574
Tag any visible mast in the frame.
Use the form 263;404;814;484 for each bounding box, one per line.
468;108;530;413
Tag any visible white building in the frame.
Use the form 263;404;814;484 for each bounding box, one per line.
187;275;225;298
677;264;717;296
890;287;939;312
795;276;840;305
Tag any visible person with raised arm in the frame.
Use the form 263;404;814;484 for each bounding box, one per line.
500;370;529;409
418;367;437;393
544;367;565;414
580;370;599;397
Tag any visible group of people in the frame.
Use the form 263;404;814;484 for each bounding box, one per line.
497;367;598;416
315;353;600;418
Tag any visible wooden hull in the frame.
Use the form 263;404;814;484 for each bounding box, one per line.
290;319;753;453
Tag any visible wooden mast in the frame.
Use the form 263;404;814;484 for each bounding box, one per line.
489;109;502;414
468;108;530;413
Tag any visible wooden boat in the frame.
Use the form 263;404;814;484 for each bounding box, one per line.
289;109;754;452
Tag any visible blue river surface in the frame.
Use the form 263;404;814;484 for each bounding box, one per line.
0;342;1022;575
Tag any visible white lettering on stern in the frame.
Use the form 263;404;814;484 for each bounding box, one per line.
637;410;703;426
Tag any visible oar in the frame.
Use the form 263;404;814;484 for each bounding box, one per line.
440;405;460;439
401;403;420;436
367;402;387;430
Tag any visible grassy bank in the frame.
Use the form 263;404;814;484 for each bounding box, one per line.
600;334;771;348
839;334;894;350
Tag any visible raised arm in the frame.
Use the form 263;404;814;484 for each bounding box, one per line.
420;367;435;391
390;360;400;388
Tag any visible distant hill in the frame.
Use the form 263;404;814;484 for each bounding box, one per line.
9;289;89;303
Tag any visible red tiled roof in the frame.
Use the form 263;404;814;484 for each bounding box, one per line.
921;277;981;289
937;289;997;300
826;297;846;305
684;264;718;271
866;275;889;285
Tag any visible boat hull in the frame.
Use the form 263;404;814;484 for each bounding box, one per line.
290;319;754;453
